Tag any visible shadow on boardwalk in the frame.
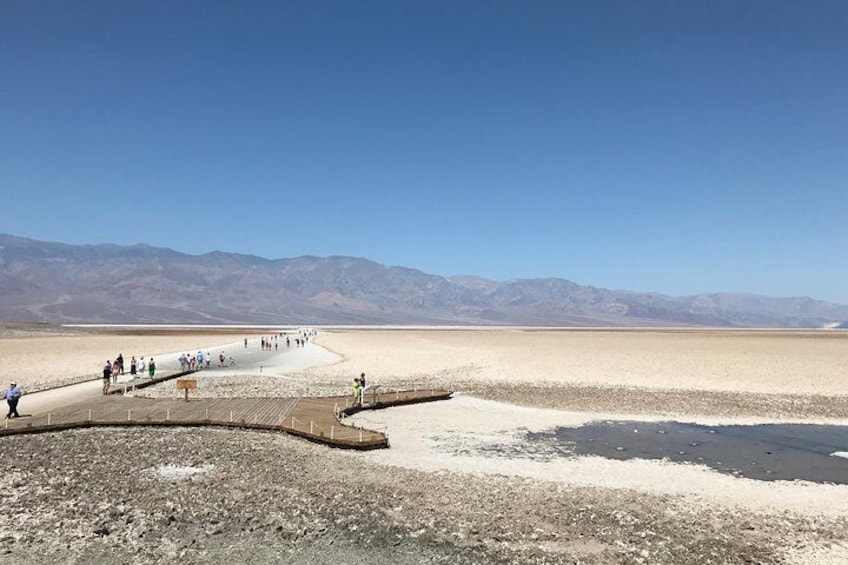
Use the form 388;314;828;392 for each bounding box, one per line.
1;380;451;450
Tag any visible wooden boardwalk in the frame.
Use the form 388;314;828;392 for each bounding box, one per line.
0;388;452;450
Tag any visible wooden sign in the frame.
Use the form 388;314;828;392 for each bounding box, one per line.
176;379;197;402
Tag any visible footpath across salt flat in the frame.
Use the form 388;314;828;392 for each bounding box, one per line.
13;337;341;417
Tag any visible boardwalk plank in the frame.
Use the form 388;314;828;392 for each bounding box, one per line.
1;390;451;450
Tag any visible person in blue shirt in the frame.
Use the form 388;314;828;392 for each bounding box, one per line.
3;382;22;419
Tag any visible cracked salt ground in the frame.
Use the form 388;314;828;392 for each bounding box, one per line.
524;421;848;484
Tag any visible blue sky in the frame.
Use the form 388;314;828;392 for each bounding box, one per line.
2;1;846;303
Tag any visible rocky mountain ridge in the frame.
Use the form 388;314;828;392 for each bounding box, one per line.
1;233;846;328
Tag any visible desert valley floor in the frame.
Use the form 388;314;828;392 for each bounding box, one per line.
1;325;847;564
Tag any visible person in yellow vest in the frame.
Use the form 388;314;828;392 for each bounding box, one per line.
352;376;362;406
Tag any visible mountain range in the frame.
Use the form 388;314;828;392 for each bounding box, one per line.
1;233;846;328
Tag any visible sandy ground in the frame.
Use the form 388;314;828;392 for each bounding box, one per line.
3;326;848;564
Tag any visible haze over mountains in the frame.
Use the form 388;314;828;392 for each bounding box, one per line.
0;233;846;328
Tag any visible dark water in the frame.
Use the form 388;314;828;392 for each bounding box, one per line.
525;421;848;484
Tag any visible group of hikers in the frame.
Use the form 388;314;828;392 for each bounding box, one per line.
257;330;315;351
179;351;235;370
102;354;155;394
179;351;209;370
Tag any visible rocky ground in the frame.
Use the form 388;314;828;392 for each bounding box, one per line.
3;426;842;565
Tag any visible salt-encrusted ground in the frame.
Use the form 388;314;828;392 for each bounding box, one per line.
2;326;848;564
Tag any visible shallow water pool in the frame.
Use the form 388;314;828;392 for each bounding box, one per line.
525;421;848;484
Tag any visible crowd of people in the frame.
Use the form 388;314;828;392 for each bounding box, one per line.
95;331;322;397
101;354;155;394
177;350;236;370
256;329;317;351
5;330;374;421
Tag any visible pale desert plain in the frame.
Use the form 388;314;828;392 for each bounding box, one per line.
2;325;848;564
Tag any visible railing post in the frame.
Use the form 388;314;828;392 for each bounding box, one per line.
331;426;334;440
47;413;51;426
128;409;132;421
310;421;314;434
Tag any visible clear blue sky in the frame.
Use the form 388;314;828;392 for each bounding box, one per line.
2;1;846;303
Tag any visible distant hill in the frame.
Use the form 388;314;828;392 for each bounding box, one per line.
1;233;846;328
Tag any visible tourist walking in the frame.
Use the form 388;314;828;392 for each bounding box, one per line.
3;382;22;418
102;360;112;394
358;372;367;403
138;357;146;376
130;356;137;377
148;358;156;378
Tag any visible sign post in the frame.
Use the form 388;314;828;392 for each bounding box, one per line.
176;379;197;402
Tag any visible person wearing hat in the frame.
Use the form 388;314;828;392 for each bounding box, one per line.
3;381;22;419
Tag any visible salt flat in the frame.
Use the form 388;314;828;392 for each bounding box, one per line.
2;325;848;564
312;328;848;396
